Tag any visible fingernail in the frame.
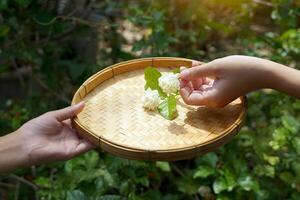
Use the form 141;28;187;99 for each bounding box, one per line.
180;70;189;80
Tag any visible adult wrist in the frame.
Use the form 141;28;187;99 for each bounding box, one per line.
0;130;30;173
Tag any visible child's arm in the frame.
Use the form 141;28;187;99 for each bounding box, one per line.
0;102;95;173
179;55;300;107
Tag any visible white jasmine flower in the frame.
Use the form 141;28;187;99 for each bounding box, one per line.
158;73;180;94
142;89;160;110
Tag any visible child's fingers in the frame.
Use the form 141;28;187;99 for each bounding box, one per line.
181;65;205;90
190;65;205;90
180;66;194;90
72;140;96;158
180;88;209;106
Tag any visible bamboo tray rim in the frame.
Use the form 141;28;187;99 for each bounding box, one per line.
72;57;247;154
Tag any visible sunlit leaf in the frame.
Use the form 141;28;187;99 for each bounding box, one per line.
144;67;166;97
158;95;178;120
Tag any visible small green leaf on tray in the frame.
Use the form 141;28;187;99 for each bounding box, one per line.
158;95;178;120
172;68;180;74
144;67;166;97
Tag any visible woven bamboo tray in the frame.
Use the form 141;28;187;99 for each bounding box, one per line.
71;57;247;161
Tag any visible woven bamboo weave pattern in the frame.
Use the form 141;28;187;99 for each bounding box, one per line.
75;69;244;151
72;57;246;160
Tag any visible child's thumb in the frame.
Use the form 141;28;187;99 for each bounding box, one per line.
180;62;218;81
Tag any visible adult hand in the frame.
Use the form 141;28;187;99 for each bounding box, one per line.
0;102;95;173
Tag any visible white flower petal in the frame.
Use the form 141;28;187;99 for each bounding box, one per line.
158;73;180;94
142;89;160;110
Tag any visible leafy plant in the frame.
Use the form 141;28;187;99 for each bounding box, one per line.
143;67;179;120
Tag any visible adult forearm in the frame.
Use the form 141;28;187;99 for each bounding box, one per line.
0;131;28;173
264;60;300;99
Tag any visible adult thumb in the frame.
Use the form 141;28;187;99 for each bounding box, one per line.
53;102;85;121
180;62;218;81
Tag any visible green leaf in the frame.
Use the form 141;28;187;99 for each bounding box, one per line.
293;137;300;154
136;176;149;187
238;176;259;192
95;195;123;200
143;190;161;199
14;0;31;7
269;127;289;150
279;172;294;184
132;40;147;51
213;169;236;194
193;166;215;179
213;177;228;194
254;165;275;178
172;68;180;74
202;153;218;168
144;67;166;97
66;190;85;200
84;151;99;169
177;178;198;195
0;0;8;10
128;193;144;200
158;95;178;120
34;177;51;188
263;154;280;166
0;25;10;37
281;115;300;134
156;161;171;172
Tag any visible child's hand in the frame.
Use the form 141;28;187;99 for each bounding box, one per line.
18;102;95;166
179;55;273;107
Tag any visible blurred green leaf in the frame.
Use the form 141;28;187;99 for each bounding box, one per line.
213;169;236;194
0;0;8;10
292;137;300;155
172;68;180;74
238;176;259;192
156;161;170;172
254;165;275;178
213;177;228;194
96;195;124;200
34;177;51;188
0;25;10;37
279;172;294;184
281;115;300;134
193;166;215;179
66;190;85;200
263;154;280;166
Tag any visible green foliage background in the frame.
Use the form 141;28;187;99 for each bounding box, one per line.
1;0;300;199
